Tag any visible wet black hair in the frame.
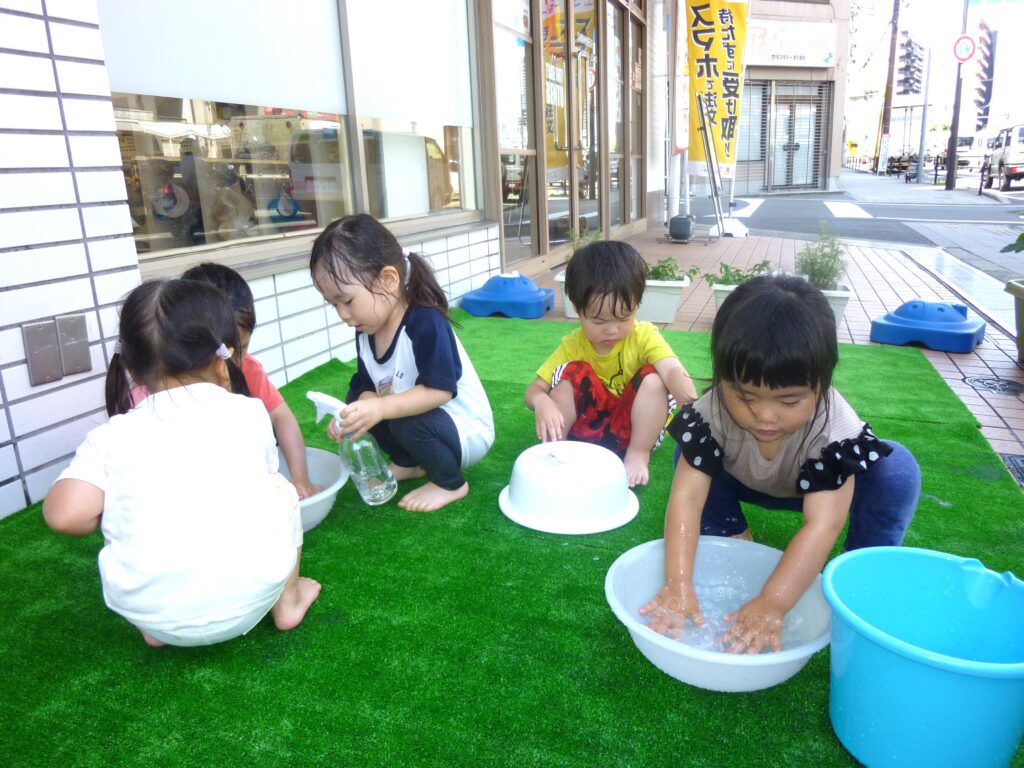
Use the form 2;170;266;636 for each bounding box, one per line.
711;274;839;392
105;279;248;416
711;274;839;432
309;213;452;323
181;262;256;333
564;240;647;318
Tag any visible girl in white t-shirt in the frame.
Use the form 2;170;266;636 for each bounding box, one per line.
44;279;320;647
310;214;494;513
641;275;919;654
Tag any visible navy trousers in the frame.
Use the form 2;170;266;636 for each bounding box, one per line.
675;440;920;550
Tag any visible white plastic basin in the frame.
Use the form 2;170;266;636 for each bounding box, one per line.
605;537;831;692
499;441;638;535
277;447;348;531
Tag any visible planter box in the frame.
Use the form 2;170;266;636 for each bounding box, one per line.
712;282;852;324
554;271;691;324
1006;279;1024;362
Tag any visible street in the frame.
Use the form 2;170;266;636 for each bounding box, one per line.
685;168;1024;284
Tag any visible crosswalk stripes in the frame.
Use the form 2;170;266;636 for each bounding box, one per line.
824;201;873;219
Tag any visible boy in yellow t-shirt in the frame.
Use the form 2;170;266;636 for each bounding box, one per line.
525;240;698;486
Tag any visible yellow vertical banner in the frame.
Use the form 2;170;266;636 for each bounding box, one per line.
686;0;748;178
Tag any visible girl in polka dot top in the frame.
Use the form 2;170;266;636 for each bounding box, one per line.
641;275;920;653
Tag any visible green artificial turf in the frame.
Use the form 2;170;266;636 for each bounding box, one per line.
2;310;1022;767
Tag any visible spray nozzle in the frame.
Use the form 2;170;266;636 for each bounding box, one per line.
306;391;346;429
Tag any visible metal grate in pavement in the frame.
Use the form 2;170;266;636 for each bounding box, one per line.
1001;454;1024;491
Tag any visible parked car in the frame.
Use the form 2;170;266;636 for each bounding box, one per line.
960;130;998;173
983;124;1024;191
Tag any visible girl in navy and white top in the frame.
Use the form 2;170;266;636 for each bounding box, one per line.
640;275;920;654
311;214;494;513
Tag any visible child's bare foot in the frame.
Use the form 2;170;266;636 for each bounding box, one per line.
623;448;651;487
272;576;321;631
391;464;426;482
398;481;468;512
139;628;166;647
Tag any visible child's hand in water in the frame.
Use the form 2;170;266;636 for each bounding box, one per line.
292;479;321;500
639;582;705;639
722;595;784;654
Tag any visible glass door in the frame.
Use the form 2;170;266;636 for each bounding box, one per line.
574;1;601;237
495;3;536;263
542;0;572;245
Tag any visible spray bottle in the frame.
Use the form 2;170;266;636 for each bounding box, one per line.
307;391;397;506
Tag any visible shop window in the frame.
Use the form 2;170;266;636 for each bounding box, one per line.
114;97;352;254
349;0;478;221
98;0;351;258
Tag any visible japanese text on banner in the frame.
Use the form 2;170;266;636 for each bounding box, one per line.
686;0;748;178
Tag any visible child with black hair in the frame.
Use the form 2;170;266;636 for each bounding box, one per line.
641;275;920;653
310;214;494;513
44;279;320;647
182;262;317;499
525;240;698;486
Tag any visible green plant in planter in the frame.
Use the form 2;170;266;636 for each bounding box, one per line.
646;257;694;281
795;225;847;291
699;259;772;286
567;227;600;252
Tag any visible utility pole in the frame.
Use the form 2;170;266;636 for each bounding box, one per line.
945;0;970;190
875;0;902;172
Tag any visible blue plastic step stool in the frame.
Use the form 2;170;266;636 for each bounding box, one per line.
460;272;554;319
870;300;985;353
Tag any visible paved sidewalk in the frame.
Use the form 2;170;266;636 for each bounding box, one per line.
530;228;1024;483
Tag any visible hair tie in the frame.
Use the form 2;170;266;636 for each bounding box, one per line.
215;343;231;360
113;339;122;355
402;248;411;260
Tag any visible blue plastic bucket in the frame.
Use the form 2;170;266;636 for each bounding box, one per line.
823;547;1024;768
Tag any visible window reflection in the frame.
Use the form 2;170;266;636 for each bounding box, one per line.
114;94;352;255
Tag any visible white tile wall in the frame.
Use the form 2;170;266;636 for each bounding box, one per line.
0;134;68;168
0;13;48;54
254;295;278;322
87;237;137;271
97;304;120;339
0;1;42;14
93;268;140;304
0;171;76;209
61;97;115;132
68;135;121;167
285;351;332;381
250;322;282;355
0;330;25;367
45;0;99;23
253;345;284;375
82;203;131;238
0;480;28;520
55;62;111;97
0;51;54;90
0;444;18;482
25;461;66;504
276;285;324;318
0;409;10;442
280;308;330;342
75;170;127;203
2;346;104;401
9;376;105;435
282;329;330;367
0;208;82;249
0;94;63;130
48;22;105;60
249;275;275;300
274;267;313;293
0;277;93;326
17;411;104;470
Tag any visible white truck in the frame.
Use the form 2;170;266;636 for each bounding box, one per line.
983;124;1024;191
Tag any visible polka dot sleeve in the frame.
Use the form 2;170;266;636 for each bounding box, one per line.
667;404;723;477
795;423;893;494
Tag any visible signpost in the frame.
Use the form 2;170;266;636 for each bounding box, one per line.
953;34;975;63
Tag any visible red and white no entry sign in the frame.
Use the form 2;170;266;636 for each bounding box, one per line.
954;34;976;62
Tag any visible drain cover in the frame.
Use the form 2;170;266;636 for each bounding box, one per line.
963;376;1024;396
1000;454;1024;490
